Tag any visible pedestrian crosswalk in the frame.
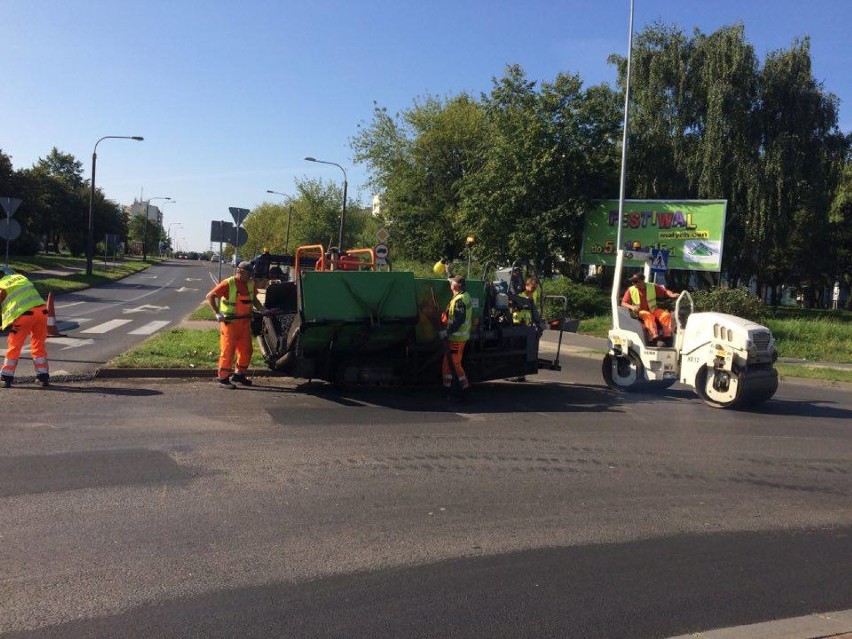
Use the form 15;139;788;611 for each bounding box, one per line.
2;317;177;357
81;319;133;334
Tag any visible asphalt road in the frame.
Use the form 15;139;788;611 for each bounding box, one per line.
37;260;213;379
1;351;850;637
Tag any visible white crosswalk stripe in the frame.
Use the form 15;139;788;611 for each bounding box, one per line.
80;319;133;334
128;320;171;335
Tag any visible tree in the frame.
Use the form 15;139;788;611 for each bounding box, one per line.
352;95;488;261
612;25;849;298
243;177;368;258
460;65;621;272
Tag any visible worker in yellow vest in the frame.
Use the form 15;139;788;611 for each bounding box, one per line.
620;272;679;346
512;277;541;326
0;268;50;388
206;261;267;389
439;275;472;400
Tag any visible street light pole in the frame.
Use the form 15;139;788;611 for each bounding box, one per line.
142;196;171;262
266;190;294;254
87;135;143;275
304;157;347;251
167;222;183;257
157;200;176;257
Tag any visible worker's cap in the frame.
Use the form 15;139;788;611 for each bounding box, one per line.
629;272;645;283
237;260;254;274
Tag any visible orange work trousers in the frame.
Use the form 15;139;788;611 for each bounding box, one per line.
441;340;469;390
218;318;252;380
637;308;672;340
2;305;49;379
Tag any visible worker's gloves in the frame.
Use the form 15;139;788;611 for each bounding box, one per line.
215;312;225;322
438;330;448;339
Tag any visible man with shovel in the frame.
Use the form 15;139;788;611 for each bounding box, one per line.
206;260;267;389
439;275;472;401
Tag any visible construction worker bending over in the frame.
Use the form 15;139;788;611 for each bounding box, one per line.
439;275;471;400
206;260;267;389
0;268;50;388
620;272;678;346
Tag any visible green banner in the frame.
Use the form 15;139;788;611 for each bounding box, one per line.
581;200;727;272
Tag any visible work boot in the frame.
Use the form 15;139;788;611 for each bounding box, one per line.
231;373;253;387
217;378;236;389
2;375;12;388
37;373;50;387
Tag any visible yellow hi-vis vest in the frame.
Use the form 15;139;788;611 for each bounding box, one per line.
629;283;657;311
447;291;472;342
0;274;45;330
513;288;541;325
218;277;254;316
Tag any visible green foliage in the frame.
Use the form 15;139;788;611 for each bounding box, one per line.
767;317;852;363
691;287;768;321
352;95;487;261
109;328;265;369
244;177;369;257
540;277;610;320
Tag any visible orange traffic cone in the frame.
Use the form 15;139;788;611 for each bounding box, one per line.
46;293;66;337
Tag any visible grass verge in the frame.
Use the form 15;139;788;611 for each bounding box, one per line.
8;255;157;296
108;328;267;369
187;302;216;321
776;363;852;384
578;314;852;364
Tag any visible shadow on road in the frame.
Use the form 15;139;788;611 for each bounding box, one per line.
12;526;851;639
738;398;852;420
29;385;164;397
265;380;623;415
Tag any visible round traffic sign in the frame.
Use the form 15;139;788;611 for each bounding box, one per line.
0;218;21;241
374;243;389;259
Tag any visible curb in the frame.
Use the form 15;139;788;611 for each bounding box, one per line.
94;368;281;379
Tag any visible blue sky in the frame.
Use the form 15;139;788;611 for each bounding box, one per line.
2;0;850;253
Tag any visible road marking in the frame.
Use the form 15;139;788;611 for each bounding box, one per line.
59;338;97;351
81;319;133;334
176;287;199;292
122;304;171;314
128;320;171;335
55;301;85;309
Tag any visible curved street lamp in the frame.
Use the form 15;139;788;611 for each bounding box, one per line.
87;135;144;275
304;157;347;251
266;190;295;254
142;196;171;261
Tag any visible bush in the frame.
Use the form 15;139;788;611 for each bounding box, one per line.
691;287;768;322
540;277;610;320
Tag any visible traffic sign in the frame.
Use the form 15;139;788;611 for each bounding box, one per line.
374;243;389;260
650;249;669;273
231;226;248;247
210;220;234;243
229;207;250;226
0;197;22;217
0;218;21;240
376;227;390;243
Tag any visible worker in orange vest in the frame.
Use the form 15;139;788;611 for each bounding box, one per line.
206;261;267;389
0;268;50;388
621;272;679;346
